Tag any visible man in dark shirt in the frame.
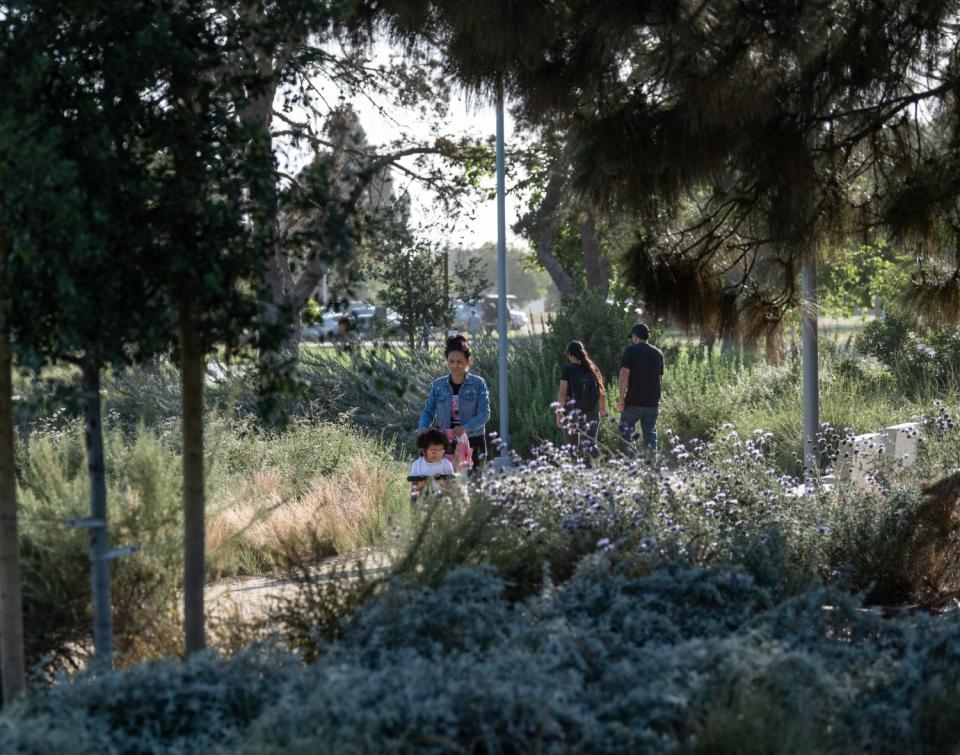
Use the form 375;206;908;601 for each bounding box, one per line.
618;323;664;451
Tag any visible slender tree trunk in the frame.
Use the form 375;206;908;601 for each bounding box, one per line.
579;207;611;296
81;361;112;667
536;233;580;296
180;302;205;655
719;289;741;355
766;323;785;366
0;226;25;702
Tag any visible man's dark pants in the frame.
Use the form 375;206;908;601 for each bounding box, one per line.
620;405;659;451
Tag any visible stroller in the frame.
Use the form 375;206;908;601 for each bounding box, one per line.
408;429;473;498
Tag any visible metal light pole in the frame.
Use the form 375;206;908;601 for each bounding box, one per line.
801;241;819;476
493;80;512;466
801;129;820;479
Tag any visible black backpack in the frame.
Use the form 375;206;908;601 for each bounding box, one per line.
569;368;600;412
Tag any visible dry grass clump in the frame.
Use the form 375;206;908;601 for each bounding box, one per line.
907;470;960;601
207;457;399;577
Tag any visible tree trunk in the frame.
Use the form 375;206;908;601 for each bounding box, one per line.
515;140;581;297
81;361;112;667
0;227;25;701
766;323;785;366
719;289;741;356
180;302;205;655
579;207;611;296
241;56;303;366
536;233;579;295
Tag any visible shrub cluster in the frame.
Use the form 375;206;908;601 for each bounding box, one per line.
856;313;960;394
15;411;406;668
8;558;960;753
543;291;641;384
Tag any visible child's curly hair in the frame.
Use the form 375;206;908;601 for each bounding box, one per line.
416;427;448;451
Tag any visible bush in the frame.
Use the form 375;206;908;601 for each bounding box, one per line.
1;646;304;755
544;291;641;386
14;411;408;666
13;560;960;753
856;314;960;396
17;420;184;667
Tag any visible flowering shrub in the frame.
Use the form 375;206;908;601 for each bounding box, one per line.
9;560;960;752
443;423;815;590
393;404;960;612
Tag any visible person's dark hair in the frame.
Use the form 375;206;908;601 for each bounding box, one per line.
566;340;606;398
416;427;448;451
445;333;472;360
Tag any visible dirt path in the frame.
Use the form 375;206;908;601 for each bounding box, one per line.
206;549;392;622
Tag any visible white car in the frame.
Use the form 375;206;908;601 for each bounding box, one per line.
302;312;348;340
508;309;529;330
452;300;483;331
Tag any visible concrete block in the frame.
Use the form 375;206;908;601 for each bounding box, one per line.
835;432;886;487
882;422;920;469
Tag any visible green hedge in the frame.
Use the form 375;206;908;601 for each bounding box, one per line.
7;561;960;754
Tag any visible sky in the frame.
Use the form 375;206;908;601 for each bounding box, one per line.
278;41;524;251
360;97;522;250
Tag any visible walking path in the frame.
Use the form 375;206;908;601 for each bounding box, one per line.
206;549;392;622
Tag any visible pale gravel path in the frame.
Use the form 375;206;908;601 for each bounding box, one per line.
206;549;393;622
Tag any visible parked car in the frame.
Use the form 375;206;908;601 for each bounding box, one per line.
452;300;483;332
481;294;529;331
349;301;401;334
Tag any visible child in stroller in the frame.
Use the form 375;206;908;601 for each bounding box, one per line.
408;428;455;496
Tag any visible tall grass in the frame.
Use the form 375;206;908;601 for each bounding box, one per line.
15;412;407;666
18;422;184;666
205;419;409;576
660;339;960;473
290;332;960;473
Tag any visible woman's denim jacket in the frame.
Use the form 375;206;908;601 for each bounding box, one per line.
418;373;490;438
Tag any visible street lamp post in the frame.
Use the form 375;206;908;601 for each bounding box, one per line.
801;241;819;476
493;81;512;467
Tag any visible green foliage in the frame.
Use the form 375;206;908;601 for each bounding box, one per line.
820;484;924;603
2;646;304;755
451;253;491;306
8;385;960;750
11;558;960;753
301;299;323;325
17;420;183;666
11;407;407;665
856;314;960;396
545;291;643;387
377;239;450;349
470;333;561;454
818;241;908;317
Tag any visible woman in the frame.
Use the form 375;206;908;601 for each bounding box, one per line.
556;340;606;460
419;334;491;471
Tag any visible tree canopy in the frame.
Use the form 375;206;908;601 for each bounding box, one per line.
373;0;960;334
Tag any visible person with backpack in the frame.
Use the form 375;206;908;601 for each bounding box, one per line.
555;340;606;461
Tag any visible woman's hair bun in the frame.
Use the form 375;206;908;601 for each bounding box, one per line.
444;333;471;358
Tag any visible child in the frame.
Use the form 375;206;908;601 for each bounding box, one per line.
409;428;455;495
